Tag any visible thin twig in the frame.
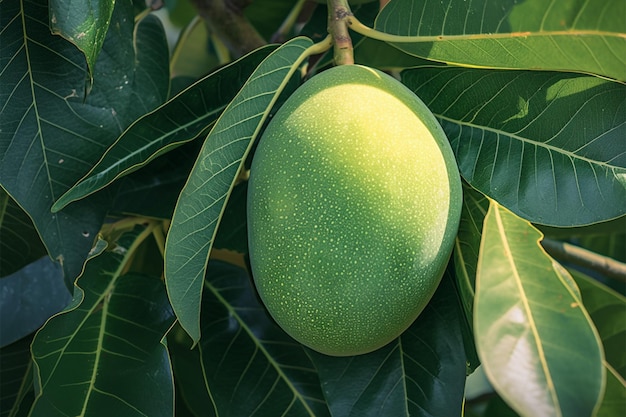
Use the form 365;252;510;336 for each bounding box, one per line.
541;238;626;282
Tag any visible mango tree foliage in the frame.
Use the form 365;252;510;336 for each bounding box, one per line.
0;0;623;416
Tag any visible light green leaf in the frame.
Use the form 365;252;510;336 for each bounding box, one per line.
164;37;314;343
0;0;169;280
52;45;276;212
402;68;626;226
199;260;330;416
475;201;605;417
49;0;115;73
375;0;626;81
30;227;175;417
308;269;468;417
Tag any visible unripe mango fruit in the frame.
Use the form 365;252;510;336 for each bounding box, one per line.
247;64;462;356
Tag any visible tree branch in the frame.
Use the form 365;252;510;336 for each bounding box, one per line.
541;238;626;283
189;0;266;59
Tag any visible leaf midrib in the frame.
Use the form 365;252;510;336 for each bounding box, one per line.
493;206;561;416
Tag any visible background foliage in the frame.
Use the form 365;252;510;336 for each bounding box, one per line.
0;0;624;416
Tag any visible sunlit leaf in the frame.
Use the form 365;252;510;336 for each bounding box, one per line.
164;37;314;343
308;269;467;417
475;201;605;417
49;0;115;72
199;260;330;417
52;46;276;213
0;0;169;280
403;68;626;226
0;188;46;278
376;0;626;81
30;228;176;417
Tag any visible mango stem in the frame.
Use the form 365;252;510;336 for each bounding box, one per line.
328;0;354;65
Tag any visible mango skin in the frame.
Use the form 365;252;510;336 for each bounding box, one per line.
247;65;462;356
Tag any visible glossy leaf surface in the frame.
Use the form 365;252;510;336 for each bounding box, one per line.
475;201;604;417
52;46;277;212
49;0;115;72
30;228;175;417
376;0;626;81
164;37;313;343
403;68;626;226
0;188;46;278
0;0;169;280
199;260;330;417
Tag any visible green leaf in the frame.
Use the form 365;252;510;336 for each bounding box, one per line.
308;269;467;417
164;37;314;343
598;363;626;417
0;188;46;278
402;68;626;227
453;184;488;329
168;326;215;417
571;271;626;415
475;201;605;417
375;0;626;81
572;271;626;378
0;335;35;417
49;0;115;73
0;257;69;347
0;0;169;280
199;260;330;416
52;45;276;212
30;227;176;417
110;141;201;220
452;184;487;372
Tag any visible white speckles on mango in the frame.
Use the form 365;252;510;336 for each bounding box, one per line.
247;64;462;356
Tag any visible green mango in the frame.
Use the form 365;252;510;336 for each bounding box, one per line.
247;64;462;356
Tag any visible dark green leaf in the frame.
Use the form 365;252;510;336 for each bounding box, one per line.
571;271;626;415
213;181;248;253
0;335;35;417
0;188;46;278
376;0;626;81
403;68;626;226
199;260;330;417
0;0;169;280
475;201;605;417
110;141;201;220
308;270;467;417
0;257;70;347
52;45;277;212
453;184;488;329
573;271;626;378
168;326;215;417
30;227;176;417
49;0;115;72
164;37;314;343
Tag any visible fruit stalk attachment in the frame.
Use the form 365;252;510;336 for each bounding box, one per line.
328;0;354;65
